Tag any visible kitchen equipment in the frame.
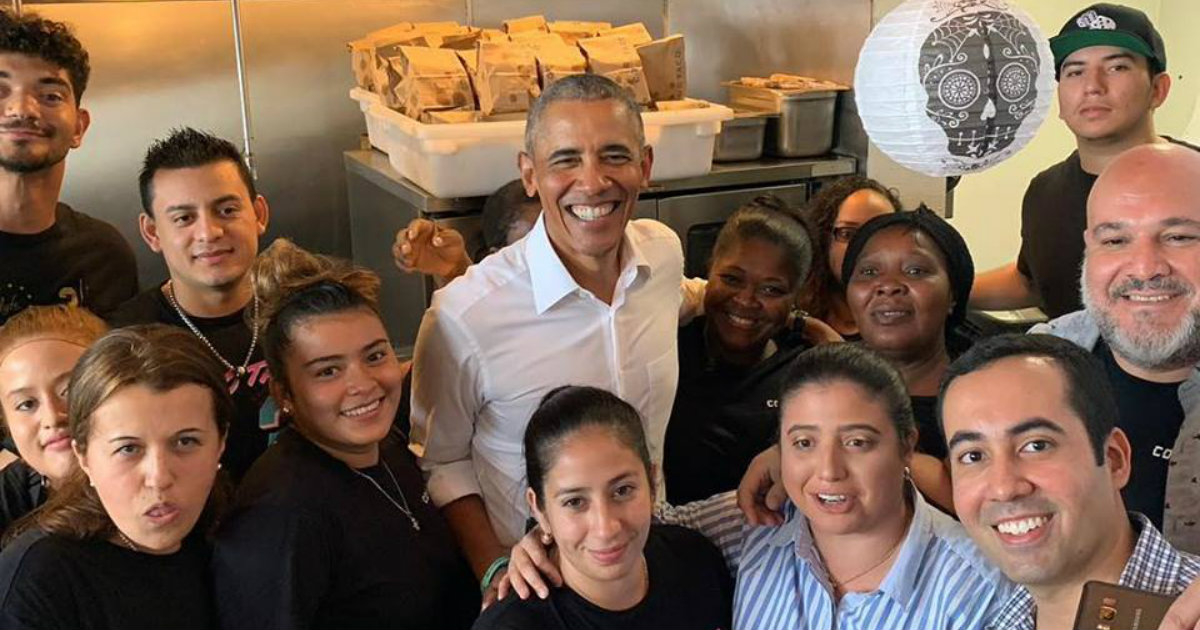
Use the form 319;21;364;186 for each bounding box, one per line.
712;111;768;162
351;87;733;198
725;81;839;158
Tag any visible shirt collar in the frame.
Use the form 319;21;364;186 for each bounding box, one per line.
524;214;651;314
767;482;935;609
1119;512;1188;593
987;512;1182;630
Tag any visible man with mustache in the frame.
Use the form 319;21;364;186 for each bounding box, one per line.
1029;142;1200;554
971;4;1198;320
106;128;271;481
0;11;136;325
409;74;683;603
940;333;1200;630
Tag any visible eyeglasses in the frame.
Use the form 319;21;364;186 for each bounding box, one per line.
832;226;858;243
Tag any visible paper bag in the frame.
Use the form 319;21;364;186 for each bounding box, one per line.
636;35;686;102
502;15;548;34
578;35;651;105
389;46;475;119
474;41;541;116
602;22;653;46
548;20;612;45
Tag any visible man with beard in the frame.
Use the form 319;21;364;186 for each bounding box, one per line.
940;334;1200;630
0;11;136;325
1030;143;1200;553
971;4;1198;319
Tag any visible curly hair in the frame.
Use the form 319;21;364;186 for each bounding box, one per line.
0;10;90;104
250;238;383;395
799;176;902;321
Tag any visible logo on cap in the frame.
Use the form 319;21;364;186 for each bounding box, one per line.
1076;10;1117;31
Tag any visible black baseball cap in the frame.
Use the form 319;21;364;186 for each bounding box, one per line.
1050;3;1166;79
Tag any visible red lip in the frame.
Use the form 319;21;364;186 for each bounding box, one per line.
41;434;71;452
588;543;630;566
0;128;47;139
144;502;181;527
193;249;233;263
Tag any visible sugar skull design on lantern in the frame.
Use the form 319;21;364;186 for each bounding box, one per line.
920;0;1041;161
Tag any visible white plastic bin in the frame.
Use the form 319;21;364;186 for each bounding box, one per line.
350;88;733;198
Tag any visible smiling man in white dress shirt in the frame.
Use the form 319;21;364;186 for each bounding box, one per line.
408;74;684;600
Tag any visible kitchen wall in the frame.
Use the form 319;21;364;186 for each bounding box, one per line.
32;0;666;289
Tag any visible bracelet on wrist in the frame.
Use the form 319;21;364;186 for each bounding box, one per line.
480;555;510;593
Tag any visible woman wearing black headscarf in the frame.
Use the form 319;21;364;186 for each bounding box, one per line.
840;206;974;512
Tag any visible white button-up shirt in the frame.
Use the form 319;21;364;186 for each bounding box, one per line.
409;214;683;545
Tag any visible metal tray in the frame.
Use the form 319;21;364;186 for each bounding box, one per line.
713;112;769;162
724;82;839;158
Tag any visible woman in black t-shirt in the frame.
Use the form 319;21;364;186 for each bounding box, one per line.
0;325;232;629
475;386;733;630
841;208;976;512
0;305;107;539
665;195;816;504
211;239;478;630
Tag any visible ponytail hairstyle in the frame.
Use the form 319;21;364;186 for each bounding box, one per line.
9;325;233;544
0;304;108;427
250;238;383;397
524;386;652;510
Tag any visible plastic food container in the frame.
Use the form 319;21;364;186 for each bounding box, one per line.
712;111;768;162
724;82;839;158
351;88;733;198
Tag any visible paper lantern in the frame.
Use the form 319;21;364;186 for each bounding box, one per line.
855;0;1054;177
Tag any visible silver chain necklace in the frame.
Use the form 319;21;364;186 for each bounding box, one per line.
165;280;259;377
350;460;421;531
115;530;139;552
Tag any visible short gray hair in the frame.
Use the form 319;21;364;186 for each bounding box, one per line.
523;73;645;155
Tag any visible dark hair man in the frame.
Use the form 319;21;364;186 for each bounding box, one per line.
106;127;271;480
0;10;137;325
940;334;1199;630
409;74;684;604
971;4;1198;319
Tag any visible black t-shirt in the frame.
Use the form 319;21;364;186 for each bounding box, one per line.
0;529;214;630
107;284;272;481
0;203;137;325
212;428;479;630
1018;137;1200;319
0;461;44;543
1095;340;1185;530
665;317;810;504
474;524;733;630
910;395;947;459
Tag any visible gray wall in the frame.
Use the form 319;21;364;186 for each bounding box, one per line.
35;0;892;288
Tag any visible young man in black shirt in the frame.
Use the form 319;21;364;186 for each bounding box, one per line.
1031;143;1200;553
107;128;271;480
0;12;137;324
972;4;1198;319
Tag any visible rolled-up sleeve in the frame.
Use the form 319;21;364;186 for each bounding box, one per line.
408;304;486;507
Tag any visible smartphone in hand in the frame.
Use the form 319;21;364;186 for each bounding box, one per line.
1073;581;1175;630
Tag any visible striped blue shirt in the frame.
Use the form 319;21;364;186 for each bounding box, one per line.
661;490;1012;630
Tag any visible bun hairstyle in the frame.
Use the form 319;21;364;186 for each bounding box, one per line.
251;238;384;393
709;194;814;288
524;386;651;509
